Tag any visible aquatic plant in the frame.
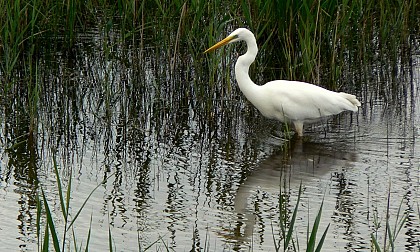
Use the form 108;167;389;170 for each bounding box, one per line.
36;154;111;251
274;183;329;251
370;183;408;252
1;0;418;95
234;0;419;88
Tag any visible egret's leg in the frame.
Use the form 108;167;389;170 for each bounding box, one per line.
293;121;304;137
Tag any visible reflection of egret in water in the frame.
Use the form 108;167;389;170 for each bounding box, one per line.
220;137;357;250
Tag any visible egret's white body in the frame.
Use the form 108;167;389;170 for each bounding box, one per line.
205;28;361;136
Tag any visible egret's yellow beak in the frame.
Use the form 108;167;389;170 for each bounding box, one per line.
204;35;235;53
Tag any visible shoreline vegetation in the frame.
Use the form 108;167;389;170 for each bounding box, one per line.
1;0;419;89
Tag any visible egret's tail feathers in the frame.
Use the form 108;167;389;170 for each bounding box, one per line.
339;92;361;110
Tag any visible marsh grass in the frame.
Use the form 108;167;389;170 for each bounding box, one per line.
37;155;173;251
370;183;408;252
40;162;333;252
36;154;114;251
233;0;419;89
274;183;329;252
1;0;418;96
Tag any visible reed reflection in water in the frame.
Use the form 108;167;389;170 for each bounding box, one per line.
0;28;419;251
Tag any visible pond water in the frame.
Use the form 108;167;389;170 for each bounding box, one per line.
1;30;420;251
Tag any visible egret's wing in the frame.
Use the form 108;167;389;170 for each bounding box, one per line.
266;81;357;121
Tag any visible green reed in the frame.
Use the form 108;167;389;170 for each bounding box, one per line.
36;153;113;251
1;0;28;85
2;0;417;96
229;0;419;89
27;59;40;143
274;183;329;251
370;182;408;252
37;158;173;251
38;160;330;251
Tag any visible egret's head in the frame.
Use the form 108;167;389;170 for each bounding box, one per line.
204;28;252;53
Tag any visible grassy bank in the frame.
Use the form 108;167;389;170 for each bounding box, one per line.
1;0;419;88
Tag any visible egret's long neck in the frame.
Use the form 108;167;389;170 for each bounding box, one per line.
234;37;261;105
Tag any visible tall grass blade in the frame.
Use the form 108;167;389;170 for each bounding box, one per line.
278;193;286;236
66;174;72;219
52;154;67;219
285;183;302;248
271;221;280;251
36;192;42;250
392;198;407;244
314;223;330;252
84;214;93;252
142;234;168;251
171;2;187;72
108;223;113;252
371;233;382;252
307;201;326;252
41;188;61;252
42;221;50;252
383;180;391;251
67;174;114;230
71;228;78;251
386;221;394;251
158;235;171;252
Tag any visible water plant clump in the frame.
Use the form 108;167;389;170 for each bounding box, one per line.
2;0;418;88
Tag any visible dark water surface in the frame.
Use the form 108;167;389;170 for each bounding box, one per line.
1;31;420;251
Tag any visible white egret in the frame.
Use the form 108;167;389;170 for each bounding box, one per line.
205;28;361;137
